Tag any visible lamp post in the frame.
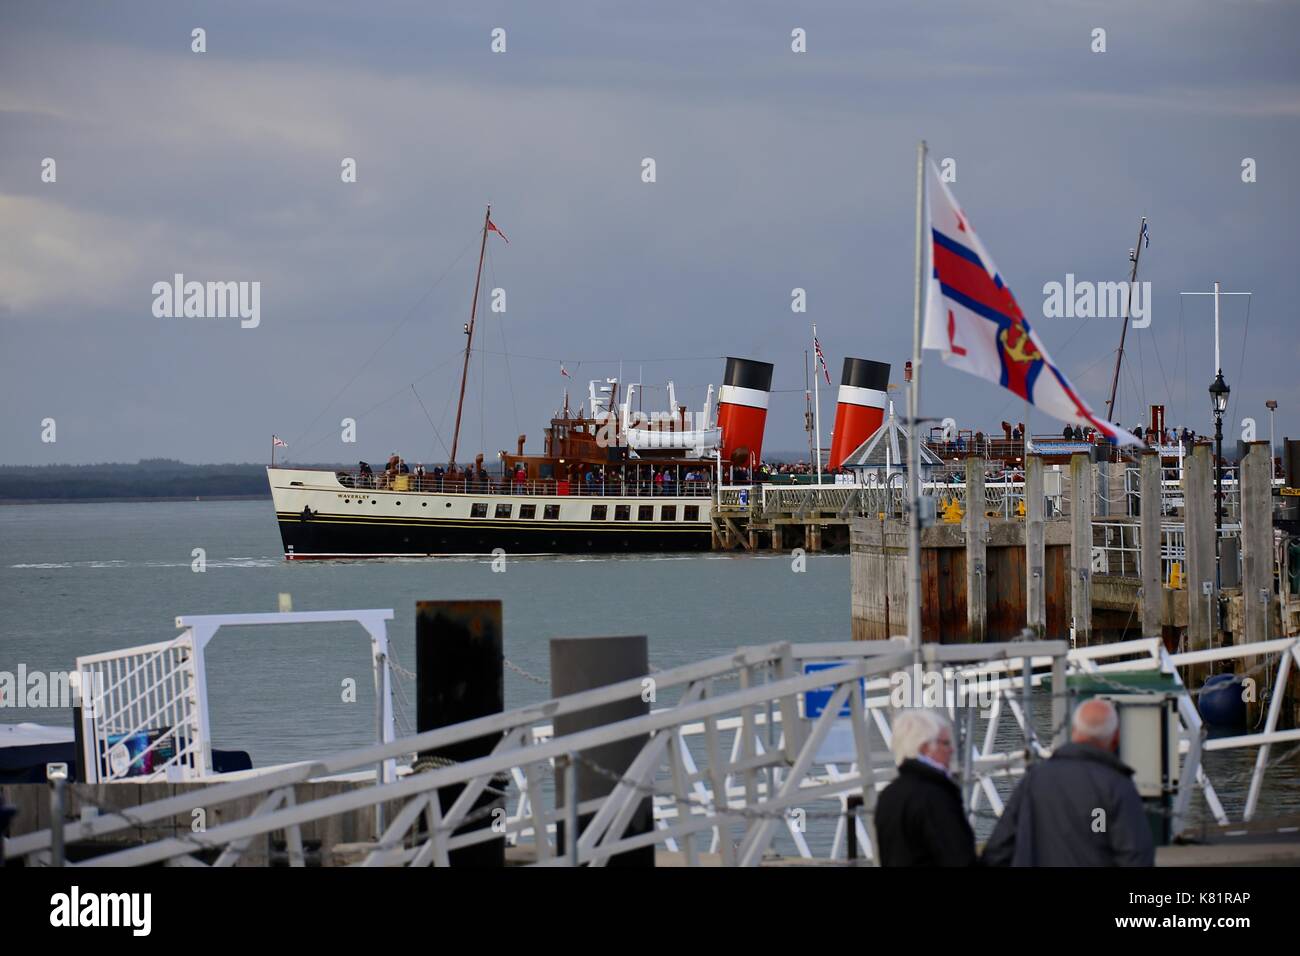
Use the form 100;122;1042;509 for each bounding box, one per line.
1209;370;1230;635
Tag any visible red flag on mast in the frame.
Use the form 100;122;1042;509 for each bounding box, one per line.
487;217;509;243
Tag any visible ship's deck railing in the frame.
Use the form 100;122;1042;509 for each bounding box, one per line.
11;631;1299;867
327;471;713;498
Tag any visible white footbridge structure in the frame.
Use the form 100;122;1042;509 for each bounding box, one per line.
6;609;1299;867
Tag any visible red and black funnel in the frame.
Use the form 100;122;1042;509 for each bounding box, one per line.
717;357;774;468
828;358;890;469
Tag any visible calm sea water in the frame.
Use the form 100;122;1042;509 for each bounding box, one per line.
0;499;849;768
2;499;1295;836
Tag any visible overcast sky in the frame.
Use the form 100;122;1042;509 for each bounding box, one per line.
2;0;1297;465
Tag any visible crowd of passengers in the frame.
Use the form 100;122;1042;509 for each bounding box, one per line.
341;454;716;495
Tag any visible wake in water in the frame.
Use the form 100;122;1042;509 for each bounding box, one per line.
9;557;282;570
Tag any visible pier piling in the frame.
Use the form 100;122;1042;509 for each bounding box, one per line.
1026;455;1046;638
550;635;654;866
1184;445;1216;657
965;457;987;643
1140;450;1163;638
1242;441;1272;647
1070;453;1094;646
415;600;506;867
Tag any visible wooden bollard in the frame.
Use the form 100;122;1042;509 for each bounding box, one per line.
550;635;653;867
415;600;505;867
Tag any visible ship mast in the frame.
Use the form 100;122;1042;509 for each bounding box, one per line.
449;204;493;467
1103;216;1148;423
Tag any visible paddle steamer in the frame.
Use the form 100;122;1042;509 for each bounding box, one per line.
268;205;783;558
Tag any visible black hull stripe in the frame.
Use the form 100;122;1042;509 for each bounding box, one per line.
277;513;705;531
277;520;712;556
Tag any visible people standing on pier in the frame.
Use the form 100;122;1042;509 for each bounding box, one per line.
981;699;1154;867
875;709;977;867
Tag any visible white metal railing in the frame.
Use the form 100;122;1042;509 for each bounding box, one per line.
1091;517;1246;584
13;639;1064;867
15;632;1298;867
76;635;206;783
718;478;1042;521
78;610;397;786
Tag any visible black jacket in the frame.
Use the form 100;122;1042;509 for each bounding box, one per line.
875;759;977;866
982;742;1155;867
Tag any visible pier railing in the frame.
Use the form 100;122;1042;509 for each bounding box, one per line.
75;611;398;787
716;479;1042;521
13;632;1297;866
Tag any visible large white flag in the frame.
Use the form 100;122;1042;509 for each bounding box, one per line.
922;160;1143;447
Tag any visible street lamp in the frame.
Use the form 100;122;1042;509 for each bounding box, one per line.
1209;371;1230;631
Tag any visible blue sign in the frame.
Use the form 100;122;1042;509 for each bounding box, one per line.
803;662;865;718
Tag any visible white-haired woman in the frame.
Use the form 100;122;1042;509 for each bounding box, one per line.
874;709;976;866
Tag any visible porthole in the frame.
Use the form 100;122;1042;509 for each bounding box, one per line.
395;501;401;506
422;502;428;507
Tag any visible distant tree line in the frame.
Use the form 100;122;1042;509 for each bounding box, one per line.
0;459;344;501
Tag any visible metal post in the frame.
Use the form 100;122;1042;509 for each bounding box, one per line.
1215;405;1224;607
845;794;863;862
1021;655;1033;752
1051;650;1068;748
565;753;580;866
907;139;928;653
370;648;387;833
49;770;66;867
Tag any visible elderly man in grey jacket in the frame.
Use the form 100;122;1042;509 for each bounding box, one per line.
982;698;1155;866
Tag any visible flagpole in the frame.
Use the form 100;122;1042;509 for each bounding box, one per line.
907;140;928;651
271;435;275;468
812;323;823;484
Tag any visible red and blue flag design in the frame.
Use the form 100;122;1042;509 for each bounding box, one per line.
921;159;1142;447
